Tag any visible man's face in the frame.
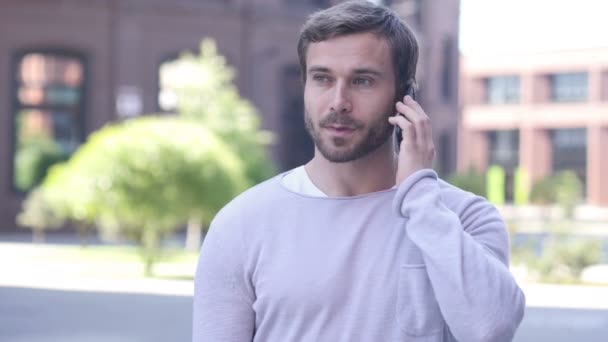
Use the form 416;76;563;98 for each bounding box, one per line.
304;32;397;163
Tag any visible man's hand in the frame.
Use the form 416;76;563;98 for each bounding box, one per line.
388;95;435;185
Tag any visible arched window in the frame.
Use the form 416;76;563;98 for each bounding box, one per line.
11;49;86;192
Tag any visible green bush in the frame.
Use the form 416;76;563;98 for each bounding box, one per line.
530;177;556;205
537;237;602;283
512;234;603;284
529;171;582;218
17;188;65;242
41;117;249;275
14;137;68;191
447;167;486;197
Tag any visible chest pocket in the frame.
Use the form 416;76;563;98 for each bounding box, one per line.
396;264;445;340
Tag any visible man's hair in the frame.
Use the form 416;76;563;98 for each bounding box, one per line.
297;0;419;96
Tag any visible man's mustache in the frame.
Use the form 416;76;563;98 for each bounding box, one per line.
319;111;364;129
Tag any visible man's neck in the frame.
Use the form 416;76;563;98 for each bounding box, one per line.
305;141;397;197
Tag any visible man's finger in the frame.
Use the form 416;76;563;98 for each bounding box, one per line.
388;114;416;149
395;101;430;147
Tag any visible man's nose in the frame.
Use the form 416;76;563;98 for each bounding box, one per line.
330;81;352;114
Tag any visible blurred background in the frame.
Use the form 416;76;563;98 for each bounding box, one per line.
0;0;607;341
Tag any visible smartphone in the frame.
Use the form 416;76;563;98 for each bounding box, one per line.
394;86;416;152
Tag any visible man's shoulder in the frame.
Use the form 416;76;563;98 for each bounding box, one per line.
437;178;476;199
437;178;497;215
213;173;286;223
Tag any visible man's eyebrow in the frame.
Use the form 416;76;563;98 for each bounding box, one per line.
308;66;384;77
308;66;331;73
352;68;383;77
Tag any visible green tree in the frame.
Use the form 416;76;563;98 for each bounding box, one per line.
42;117;249;275
17;188;65;243
160;38;276;249
160;38;275;185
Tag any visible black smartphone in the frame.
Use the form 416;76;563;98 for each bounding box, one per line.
394;86;416;151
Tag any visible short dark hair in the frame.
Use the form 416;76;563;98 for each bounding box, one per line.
297;0;419;96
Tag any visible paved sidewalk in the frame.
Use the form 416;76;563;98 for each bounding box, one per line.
2;241;608;309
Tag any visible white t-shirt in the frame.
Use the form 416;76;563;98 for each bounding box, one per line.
281;165;327;197
282;165;397;196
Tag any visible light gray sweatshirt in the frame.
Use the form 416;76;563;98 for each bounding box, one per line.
193;169;525;341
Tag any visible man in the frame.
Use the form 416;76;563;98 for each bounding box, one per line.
193;1;525;341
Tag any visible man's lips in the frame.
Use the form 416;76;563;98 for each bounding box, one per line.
324;125;357;136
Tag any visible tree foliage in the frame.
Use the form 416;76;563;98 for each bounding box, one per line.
160;38;276;184
447;167;486;197
41;117;248;274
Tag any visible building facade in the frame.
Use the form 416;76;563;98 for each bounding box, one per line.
459;48;608;206
0;0;460;229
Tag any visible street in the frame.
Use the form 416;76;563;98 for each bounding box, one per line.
515;307;608;342
0;287;191;342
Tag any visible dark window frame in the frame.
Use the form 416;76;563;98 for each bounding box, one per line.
549;72;588;103
485;75;521;105
9;47;88;194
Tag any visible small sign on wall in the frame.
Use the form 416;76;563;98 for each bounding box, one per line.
116;85;142;118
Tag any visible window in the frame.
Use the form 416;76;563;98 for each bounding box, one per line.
551;128;587;194
440;36;454;103
485;76;520;104
11;50;86;192
437;131;451;177
550;72;588;102
279;64;313;171
488;130;520;170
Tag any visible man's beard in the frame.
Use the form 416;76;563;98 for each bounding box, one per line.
304;109;394;163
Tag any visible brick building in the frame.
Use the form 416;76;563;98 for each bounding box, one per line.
459;48;608;206
0;0;460;229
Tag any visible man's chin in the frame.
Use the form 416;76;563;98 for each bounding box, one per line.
317;144;360;163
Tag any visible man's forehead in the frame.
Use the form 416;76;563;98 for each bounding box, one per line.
306;33;392;73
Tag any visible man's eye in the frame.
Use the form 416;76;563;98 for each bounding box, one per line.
353;78;373;86
312;75;331;83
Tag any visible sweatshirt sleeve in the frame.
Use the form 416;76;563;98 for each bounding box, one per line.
192;209;255;342
392;169;525;342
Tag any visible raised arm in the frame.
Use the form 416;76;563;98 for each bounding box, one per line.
393;169;525;342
